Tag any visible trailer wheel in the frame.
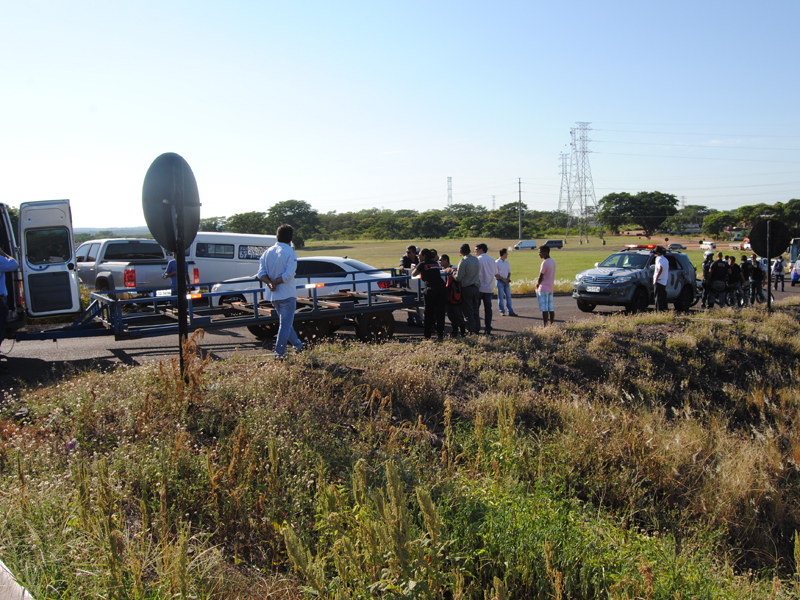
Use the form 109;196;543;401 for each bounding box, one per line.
327;316;344;335
247;323;279;339
295;319;330;343
355;311;395;343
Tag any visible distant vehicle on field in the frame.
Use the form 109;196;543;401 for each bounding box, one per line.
514;240;537;250
541;240;563;249
667;243;686;251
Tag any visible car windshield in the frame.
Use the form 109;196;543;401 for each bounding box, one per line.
342;259;383;273
598;253;650;269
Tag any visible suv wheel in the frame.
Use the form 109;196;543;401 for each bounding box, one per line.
576;300;596;313
626;288;649;313
673;285;694;312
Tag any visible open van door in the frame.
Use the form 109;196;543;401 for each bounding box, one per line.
19;200;81;316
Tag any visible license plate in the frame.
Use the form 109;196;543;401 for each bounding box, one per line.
586;286;601;293
156;289;172;297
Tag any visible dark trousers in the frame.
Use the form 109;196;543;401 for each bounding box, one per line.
774;273;784;292
0;295;7;349
479;291;493;333
446;302;466;335
655;283;668;312
423;289;447;339
460;285;480;333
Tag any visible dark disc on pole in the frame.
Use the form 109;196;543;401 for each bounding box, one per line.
749;219;791;259
142;153;201;252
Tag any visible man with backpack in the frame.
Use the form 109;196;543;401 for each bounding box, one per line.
773;256;786;292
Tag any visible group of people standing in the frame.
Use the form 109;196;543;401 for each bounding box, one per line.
403;243;556;340
700;250;774;308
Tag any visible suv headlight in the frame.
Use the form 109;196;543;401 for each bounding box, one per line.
575;275;585;283
613;276;632;284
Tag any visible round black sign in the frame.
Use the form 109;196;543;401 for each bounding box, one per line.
142;153;200;252
749;219;791;259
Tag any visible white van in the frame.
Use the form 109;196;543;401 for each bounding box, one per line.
185;232;277;288
514;240;537;250
699;241;716;251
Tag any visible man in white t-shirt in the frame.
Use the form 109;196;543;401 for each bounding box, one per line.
536;246;556;327
495;248;517;317
653;246;670;312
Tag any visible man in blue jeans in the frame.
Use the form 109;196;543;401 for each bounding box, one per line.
495;248;517;316
257;224;303;359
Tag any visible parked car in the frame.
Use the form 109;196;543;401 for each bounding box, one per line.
514;240;537;250
182;231;278;288
541;240;563;249
700;241;716;251
572;244;698;313
667;243;686;250
209;256;394;307
792;259;800;286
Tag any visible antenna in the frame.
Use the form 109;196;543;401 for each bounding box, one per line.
447;177;453;208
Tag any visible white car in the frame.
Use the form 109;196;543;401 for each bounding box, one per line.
209;256;394;307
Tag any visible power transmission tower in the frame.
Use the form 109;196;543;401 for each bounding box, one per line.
447;177;453;208
492;195;496;210
556;152;572;240
569;122;598;244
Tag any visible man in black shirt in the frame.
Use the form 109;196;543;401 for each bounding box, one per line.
749;254;765;304
700;251;714;308
727;256;744;308
707;251;730;308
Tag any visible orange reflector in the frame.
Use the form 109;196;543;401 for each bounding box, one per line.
304;283;325;288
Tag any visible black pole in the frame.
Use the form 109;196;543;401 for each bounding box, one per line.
766;220;772;312
173;163;189;378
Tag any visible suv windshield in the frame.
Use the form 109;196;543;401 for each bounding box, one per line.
598;253;650;269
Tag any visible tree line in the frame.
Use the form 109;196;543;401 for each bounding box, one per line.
197;196;800;244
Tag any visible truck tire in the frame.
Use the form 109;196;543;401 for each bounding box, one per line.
95;280;117;301
625;288;649;314
576;300;596;313
673;285;694;312
294;318;330;343
355;311;395;343
247;323;279;339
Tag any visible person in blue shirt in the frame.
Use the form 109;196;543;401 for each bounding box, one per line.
257;224;303;359
0;246;19;356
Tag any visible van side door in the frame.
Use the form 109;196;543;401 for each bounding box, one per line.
19;200;81;316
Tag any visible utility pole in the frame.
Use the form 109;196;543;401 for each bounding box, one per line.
569;122;598;245
557;152;572;241
518;178;522;240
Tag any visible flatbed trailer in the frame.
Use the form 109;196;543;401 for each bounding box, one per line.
16;275;423;343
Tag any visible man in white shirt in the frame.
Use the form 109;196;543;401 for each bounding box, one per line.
653;246;669;312
475;243;498;335
257;224;303;358
495;248;516;317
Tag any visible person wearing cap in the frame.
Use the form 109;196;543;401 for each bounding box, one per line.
653;246;669;312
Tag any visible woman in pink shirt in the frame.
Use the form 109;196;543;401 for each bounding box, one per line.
536;246;556;327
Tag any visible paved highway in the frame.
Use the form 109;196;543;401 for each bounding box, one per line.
2;286;797;389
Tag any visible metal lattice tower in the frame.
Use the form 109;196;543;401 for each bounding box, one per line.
492;195;496;210
556;152;572;239
569;122;597;244
447;177;453;207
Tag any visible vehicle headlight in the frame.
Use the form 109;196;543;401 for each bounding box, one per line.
575;275;585;283
613;276;632;284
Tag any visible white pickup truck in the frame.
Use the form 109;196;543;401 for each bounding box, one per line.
75;238;198;292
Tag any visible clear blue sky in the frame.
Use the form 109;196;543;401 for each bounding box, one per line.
2;1;798;229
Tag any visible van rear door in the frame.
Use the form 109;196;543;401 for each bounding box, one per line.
19;200;81;316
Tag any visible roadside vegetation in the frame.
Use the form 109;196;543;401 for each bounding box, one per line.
2;300;800;598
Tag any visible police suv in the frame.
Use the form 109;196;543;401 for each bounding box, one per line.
572;245;698;313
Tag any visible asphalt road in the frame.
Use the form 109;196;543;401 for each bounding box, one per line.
2;285;798;389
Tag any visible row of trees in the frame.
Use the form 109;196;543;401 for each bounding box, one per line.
191;195;800;243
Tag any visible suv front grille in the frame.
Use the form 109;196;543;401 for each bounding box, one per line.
583;276;615;284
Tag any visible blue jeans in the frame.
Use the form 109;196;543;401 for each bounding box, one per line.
272;297;302;357
496;281;513;314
